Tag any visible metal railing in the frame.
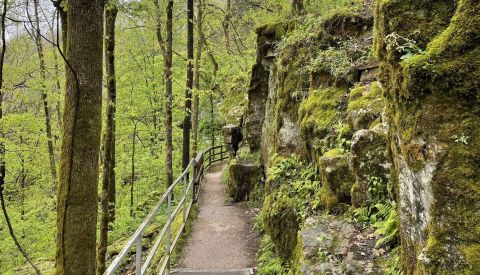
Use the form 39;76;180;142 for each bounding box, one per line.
105;145;229;275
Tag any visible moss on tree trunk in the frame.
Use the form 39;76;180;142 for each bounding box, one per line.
55;1;104;274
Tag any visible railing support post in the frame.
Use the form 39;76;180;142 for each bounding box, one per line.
136;234;142;275
183;173;187;233
166;192;172;271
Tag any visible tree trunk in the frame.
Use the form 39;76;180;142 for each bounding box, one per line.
33;0;58;191
222;0;231;53
152;0;173;187
130;121;137;217
50;11;63;131
191;0;204;157
97;3;117;274
182;0;194;169
55;1;104;274
165;0;174;187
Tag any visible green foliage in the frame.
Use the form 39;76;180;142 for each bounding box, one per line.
352;200;399;248
385;247;404;275
261;156;321;260
373;205;399;247
256;235;292;275
384;32;425;60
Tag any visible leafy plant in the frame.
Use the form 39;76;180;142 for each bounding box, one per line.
385;32;426;60
368;176;384;201
373;205;399;247
257;235;292;275
385;247;404;275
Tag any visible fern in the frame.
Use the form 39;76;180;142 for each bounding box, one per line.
373;206;399;247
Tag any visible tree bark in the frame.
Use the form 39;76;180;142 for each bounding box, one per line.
222;0;232;53
152;0;174;187
182;0;194;169
191;0;204;157
130;120;137;218
165;0;173;188
32;0;57;192
55;1;104;274
97;3;117;274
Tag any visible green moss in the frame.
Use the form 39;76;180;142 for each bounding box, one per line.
256;21;289;40
347;82;384;112
298;87;345;136
375;0;480;273
461;244;480;274
317;185;338;210
262;194;300;261
323;148;343;158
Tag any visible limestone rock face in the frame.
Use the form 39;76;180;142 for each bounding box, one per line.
245;63;269;152
375;0;480;272
318;154;355;206
297;216;386;275
350;124;390;207
227;159;263;202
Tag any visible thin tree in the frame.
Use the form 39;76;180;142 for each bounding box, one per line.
182;0;194;169
222;0;231;53
153;0;174;188
97;1;118;273
0;1;41;273
55;0;104;274
30;0;57;190
191;0;204;157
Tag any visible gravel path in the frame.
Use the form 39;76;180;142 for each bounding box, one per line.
176;164;258;270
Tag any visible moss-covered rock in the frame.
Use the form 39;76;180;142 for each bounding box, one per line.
296;215;386;274
262;194;300;261
347;81;385;131
375;0;480;273
298;87;348;158
227;158;263;202
350;124;391;207
318;152;355;207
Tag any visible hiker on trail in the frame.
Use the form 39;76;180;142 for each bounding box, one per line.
231;117;244;157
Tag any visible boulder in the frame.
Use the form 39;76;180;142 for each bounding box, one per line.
296;216;386;275
227;159;262;202
350;124;390;207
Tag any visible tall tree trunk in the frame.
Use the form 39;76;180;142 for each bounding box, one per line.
52;46;63;130
33;0;57;191
50;11;63;131
0;1;41;274
97;3;117;274
55;1;104;274
182;0;194;169
130;121;136;217
202;35;219;149
191;0;204;157
152;0;173;187
165;0;174;187
222;0;231;53
210;94;215;147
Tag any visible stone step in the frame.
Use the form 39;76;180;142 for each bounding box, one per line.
169;268;253;275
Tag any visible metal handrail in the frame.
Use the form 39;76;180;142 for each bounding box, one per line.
105;144;229;275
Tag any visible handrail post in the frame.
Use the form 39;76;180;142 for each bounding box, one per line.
136;234;142;275
182;173;187;233
209;148;212;167
166;191;172;271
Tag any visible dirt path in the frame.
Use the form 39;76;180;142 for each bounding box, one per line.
176;165;258;270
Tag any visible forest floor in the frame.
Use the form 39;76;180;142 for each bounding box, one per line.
174;164;259;271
